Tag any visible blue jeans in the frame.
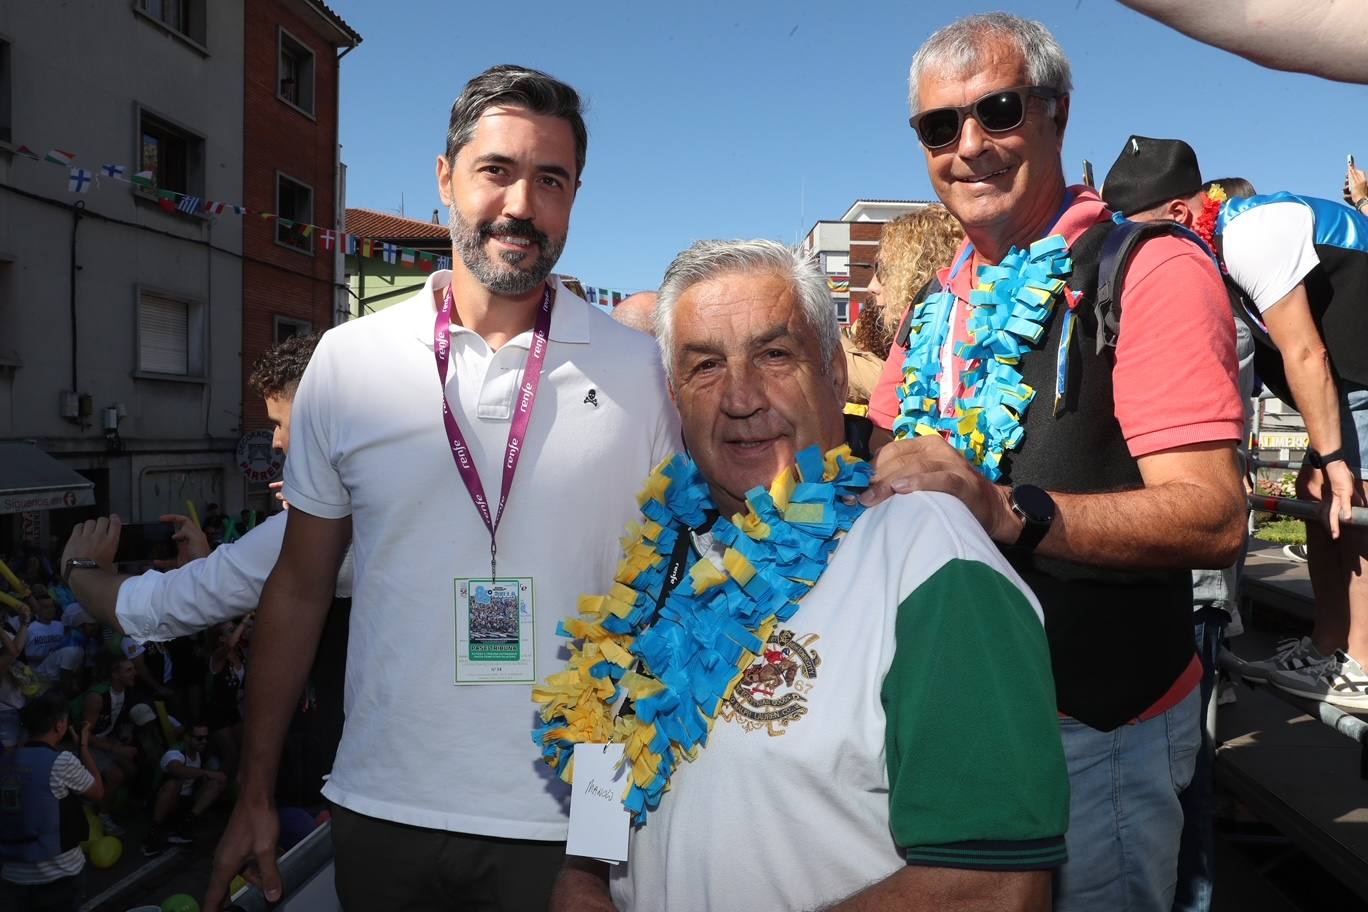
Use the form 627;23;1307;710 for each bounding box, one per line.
1055;686;1201;912
1173;609;1226;912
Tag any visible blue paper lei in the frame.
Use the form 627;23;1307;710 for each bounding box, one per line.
892;235;1074;481
531;445;872;824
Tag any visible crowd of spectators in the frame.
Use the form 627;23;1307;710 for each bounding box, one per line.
0;506;306;908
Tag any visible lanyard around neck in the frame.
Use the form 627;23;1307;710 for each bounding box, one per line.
433;283;554;579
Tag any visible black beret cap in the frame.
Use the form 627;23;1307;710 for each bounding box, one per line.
1101;135;1203;216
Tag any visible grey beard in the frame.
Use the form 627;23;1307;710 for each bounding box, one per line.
449;206;565;296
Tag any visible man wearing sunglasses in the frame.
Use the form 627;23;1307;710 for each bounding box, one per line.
864;14;1246;912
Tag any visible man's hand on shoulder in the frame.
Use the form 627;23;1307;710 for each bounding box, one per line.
860;436;1021;544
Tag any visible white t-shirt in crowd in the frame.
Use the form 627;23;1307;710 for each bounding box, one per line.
117;511;354;643
1221;201;1320;313
284;272;678;840
160;748;203;797
22;620;66;661
0;751;93;885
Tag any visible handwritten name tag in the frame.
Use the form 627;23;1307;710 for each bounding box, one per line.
566;743;630;864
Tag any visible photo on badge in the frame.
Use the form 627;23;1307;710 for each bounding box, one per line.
453;577;535;684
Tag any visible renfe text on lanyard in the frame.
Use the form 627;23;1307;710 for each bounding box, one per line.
433;283;554;581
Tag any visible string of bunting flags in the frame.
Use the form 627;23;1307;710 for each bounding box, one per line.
13;142;453;272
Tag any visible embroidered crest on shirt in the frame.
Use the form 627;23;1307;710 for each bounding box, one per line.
720;629;820;736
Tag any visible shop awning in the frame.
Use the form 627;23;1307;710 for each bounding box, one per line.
0;443;95;515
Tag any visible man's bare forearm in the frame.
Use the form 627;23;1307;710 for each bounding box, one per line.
550;858;616;912
821;866;1050;912
1041;474;1244;570
68;570;132;633
1117;0;1368;83
237;567;333;801
1282;348;1343;456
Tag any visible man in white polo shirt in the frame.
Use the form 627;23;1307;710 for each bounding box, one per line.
204;65;676;912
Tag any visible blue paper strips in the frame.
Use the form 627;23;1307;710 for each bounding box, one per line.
892;235;1074;481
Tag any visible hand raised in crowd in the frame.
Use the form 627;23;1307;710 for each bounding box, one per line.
61;515;122;573
157;513;211;568
1345;164;1368;208
860;435;1022;544
205;800;283;910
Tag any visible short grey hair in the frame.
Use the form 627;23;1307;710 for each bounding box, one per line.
908;13;1073;115
445;64;588;179
654;239;840;385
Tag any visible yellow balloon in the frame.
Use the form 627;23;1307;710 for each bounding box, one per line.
230;876;247;896
81;806;103;851
89;835;123;869
160;893;200;912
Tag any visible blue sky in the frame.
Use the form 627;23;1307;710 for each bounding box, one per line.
329;0;1368;292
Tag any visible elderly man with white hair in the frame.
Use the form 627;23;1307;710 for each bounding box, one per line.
540;239;1068;912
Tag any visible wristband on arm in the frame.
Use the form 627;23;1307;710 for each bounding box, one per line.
1307;447;1348;470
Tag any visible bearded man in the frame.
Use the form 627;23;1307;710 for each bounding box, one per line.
204;65;677;912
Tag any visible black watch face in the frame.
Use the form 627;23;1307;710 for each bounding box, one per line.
1014;485;1055;523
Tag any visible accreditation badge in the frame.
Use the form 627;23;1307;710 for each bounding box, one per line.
454;577;535;684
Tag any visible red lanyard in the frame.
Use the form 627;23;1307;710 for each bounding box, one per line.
433;283;554;580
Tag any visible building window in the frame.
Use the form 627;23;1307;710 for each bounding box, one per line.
139;110;203;197
833;298;851;326
137;289;204;377
273;316;312;344
278;29;315;115
0;39;11;144
276;174;314;253
136;0;206;45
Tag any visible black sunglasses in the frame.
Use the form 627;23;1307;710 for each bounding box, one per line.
909;85;1061;150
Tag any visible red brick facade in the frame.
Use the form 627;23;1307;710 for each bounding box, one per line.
849;221;885;312
241;0;350;431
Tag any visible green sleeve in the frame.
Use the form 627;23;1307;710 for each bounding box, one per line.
882;558;1069;870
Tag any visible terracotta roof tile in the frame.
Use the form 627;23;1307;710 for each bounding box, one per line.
345;208;450;240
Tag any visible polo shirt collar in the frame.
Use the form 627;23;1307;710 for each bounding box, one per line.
412;272;591;348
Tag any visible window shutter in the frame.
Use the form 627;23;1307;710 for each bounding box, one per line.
139;293;189;374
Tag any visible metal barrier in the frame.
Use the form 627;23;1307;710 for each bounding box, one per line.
1248;494;1368;529
227;821;337;912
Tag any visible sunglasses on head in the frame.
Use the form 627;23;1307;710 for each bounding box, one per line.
910;85;1061;150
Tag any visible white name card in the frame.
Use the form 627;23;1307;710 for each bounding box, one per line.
566;743;631;864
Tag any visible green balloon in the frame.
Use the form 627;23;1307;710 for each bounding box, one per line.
89;835;122;869
160;894;200;912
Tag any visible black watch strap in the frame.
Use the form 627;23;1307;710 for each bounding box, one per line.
1009;485;1056;552
1308;447;1348;470
63;558;101;585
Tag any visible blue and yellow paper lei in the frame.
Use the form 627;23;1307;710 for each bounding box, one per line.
531;445;871;825
892;235;1074;481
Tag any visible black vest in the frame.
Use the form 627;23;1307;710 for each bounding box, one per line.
907;222;1197;731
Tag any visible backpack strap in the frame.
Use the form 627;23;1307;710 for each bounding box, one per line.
893;276;942;349
1084;217;1216;355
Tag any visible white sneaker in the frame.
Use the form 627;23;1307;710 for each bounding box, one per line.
1239;636;1331;683
1282;543;1309;563
1271;650;1368;710
99;813;126;836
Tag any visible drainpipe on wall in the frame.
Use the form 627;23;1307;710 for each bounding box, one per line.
69;200;85;395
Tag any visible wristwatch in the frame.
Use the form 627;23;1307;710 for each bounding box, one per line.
63;558;102;585
1307;447;1347;470
1008;485;1056;551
